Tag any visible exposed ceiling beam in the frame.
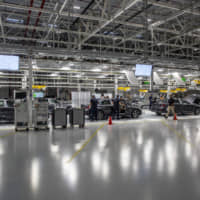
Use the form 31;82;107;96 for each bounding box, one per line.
44;0;69;40
149;0;200;16
78;0;142;48
0;15;5;43
118;1;200;45
1;2;200;40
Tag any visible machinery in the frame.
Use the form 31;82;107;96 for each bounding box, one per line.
69;108;85;128
32;94;49;130
52;108;67;129
14;90;29;131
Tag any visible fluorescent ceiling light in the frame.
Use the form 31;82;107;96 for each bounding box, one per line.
62;66;71;70
51;73;58;77
98;75;106;78
6;17;24;24
147;18;152;22
91;68;101;72
102;65;108;69
74;6;80;9
157;69;164;72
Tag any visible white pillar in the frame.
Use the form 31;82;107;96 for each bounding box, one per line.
28;55;33;128
115;77;118;97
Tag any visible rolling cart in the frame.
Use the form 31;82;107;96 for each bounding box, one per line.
52;108;67;129
15;100;29;131
14;90;29;131
69;108;85;128
32;98;49;130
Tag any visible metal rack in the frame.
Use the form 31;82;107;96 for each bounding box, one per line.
32;98;49;130
52;108;67;129
69;108;85;128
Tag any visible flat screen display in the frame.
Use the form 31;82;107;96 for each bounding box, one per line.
135;64;152;77
33;92;44;98
0;55;19;71
15;92;27;99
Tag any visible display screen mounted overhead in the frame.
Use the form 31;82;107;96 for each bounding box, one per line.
0;55;19;71
135;64;152;77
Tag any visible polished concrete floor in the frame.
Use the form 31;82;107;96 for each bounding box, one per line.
0;115;200;200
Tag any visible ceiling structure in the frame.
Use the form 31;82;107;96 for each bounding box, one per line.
0;0;200;89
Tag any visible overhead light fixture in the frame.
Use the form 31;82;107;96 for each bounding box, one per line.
98;75;106;79
147;18;152;22
157;69;164;72
91;68;101;72
62;66;71;70
51;73;59;77
102;65;108;69
73;6;80;9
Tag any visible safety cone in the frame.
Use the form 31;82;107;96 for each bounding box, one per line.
108;116;112;125
174;114;178;120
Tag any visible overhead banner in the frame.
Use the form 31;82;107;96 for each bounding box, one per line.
153;72;163;85
172;73;185;86
124;70;138;85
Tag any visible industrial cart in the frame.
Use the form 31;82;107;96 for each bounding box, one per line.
52;108;67;129
32;99;49;130
69;108;85;128
14;100;29;131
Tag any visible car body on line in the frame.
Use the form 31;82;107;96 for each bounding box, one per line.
151;98;200;116
87;99;142;120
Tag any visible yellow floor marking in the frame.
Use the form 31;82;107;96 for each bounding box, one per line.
161;120;194;147
0;132;16;139
67;123;106;163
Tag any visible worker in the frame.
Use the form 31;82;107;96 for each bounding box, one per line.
113;95;120;119
119;96;126;113
165;94;176;119
90;95;98;121
149;94;153;109
101;94;104;100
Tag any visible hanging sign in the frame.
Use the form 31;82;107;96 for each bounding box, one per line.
160;90;168;93
32;85;46;89
139;89;148;93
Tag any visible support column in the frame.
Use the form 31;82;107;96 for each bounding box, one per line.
28;55;33;128
150;67;153;91
115;77;118;97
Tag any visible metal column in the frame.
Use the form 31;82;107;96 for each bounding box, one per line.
28;55;33;128
115;77;118;97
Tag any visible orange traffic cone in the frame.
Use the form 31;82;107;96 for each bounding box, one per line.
108;116;112;125
174;113;177;120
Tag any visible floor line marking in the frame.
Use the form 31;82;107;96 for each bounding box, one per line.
67;123;106;163
161;120;194;147
0;132;16;139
